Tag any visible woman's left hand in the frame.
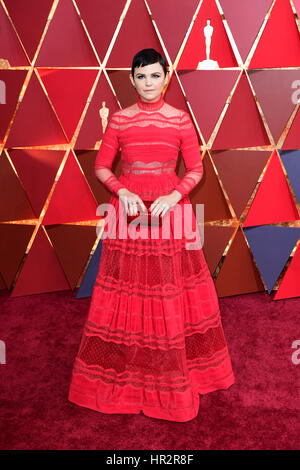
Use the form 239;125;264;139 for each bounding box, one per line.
150;190;183;217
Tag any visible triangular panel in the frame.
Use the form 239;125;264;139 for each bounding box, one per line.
0;70;27;144
249;0;300;68
106;0;165;67
193;153;232;222
202;225;235;274
243;226;300;292
219;0;273;62
9;149;65;217
243;151;299;227
274;241;300;300
42;150;98;225
75;73;120;149
11;227;70;297
178;70;239;143
38;68;98;140
147;0;199;62
35;0;99;66
249;70;300;144
4;0;53;61
215;226;265;297
6;72;67;147
212;72;271;149
281;107;300;150
0;2;29;65
46;224;97;289
280;149;300;204
211;150;270;219
0;152;35;222
0;223;34;289
177;0;238;69
76;0;126;62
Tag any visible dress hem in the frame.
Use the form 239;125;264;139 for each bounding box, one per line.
68;374;235;423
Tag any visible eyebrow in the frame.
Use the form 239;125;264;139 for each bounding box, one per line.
135;72;162;75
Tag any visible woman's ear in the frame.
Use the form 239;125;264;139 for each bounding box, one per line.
129;73;135;87
164;72;169;86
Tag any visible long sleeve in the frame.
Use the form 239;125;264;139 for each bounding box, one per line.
174;111;203;198
94;111;127;195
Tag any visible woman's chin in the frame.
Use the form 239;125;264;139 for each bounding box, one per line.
140;92;161;101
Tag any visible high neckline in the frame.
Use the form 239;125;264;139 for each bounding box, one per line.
137;92;164;111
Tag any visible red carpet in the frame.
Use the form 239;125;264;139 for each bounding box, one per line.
0;289;299;450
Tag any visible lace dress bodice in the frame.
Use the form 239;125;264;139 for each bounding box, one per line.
94;91;203;199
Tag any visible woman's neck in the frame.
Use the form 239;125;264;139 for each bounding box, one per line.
137;92;164;111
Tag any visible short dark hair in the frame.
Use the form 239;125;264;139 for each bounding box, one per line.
131;48;167;77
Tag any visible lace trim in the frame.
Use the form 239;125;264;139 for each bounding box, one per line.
71;333;229;393
95;270;210;298
72;361;190;387
124;142;178;149
102;245;191;256
91;297;214;316
115;107;187;121
70;362;233;399
82;313;222;346
101;237;187;256
102;237;185;248
117;118;192;131
109;109;192;131
75;327;227;371
71;349;230;393
123;168;175;175
122;159;177;175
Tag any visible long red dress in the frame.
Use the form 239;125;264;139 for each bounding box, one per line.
68;91;235;422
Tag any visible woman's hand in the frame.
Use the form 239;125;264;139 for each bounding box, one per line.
150;190;183;218
117;188;147;216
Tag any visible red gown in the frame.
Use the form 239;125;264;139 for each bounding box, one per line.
68;91;235;422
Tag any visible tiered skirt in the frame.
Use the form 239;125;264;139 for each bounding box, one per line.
68;172;235;421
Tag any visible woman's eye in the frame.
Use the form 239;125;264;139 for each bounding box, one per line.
136;75;160;79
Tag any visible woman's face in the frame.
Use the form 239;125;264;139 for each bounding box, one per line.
130;62;167;103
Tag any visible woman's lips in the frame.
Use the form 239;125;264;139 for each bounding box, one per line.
144;90;154;92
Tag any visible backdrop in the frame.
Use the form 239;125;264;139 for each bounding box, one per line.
0;0;299;300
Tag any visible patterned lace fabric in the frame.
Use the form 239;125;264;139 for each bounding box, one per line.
94;92;203;198
68;92;235;422
122;160;177;175
68;235;235;421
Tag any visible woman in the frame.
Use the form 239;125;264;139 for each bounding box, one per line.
68;48;235;422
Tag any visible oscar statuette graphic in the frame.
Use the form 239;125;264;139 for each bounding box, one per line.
197;19;219;70
95;100;109;149
100;100;109;133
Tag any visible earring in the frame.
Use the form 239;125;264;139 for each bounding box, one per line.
133;84;136;88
